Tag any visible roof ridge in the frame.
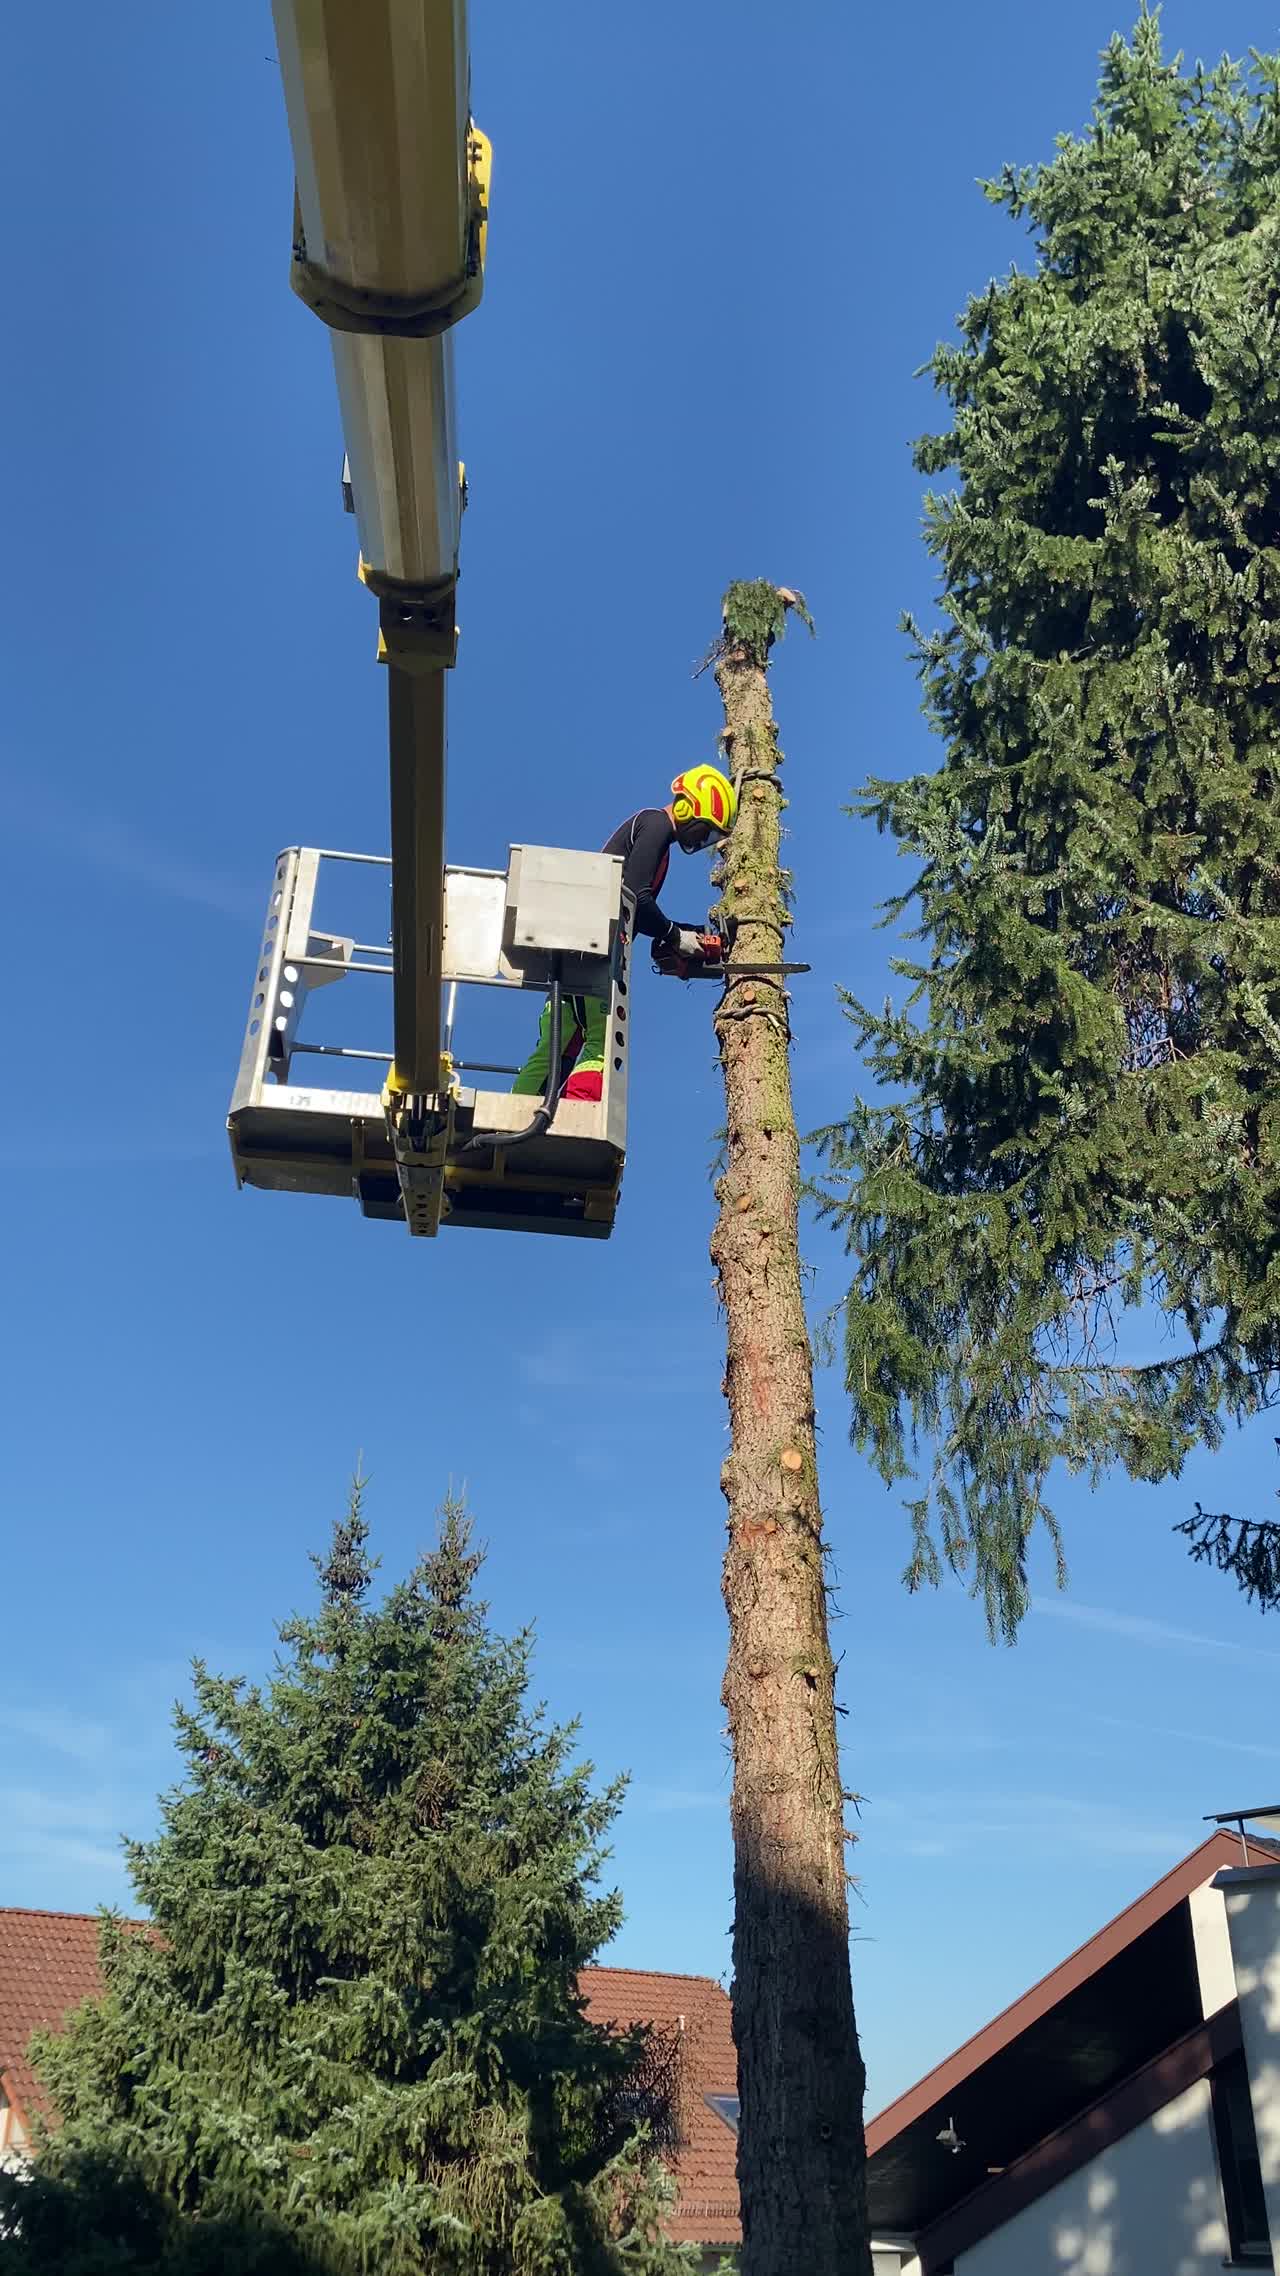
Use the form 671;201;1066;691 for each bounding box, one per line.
0;1908;105;1925
582;1966;727;1989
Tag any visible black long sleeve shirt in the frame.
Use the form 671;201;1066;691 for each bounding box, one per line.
603;809;680;948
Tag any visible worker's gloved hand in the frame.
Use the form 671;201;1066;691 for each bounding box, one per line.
671;927;707;961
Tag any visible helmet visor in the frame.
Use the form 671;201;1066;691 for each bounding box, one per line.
677;818;726;853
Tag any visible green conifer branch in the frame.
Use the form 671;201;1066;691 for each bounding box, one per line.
817;16;1280;1632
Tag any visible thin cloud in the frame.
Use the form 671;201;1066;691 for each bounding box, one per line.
1087;1712;1280;1763
0;1705;116;1767
0;1785;122;1835
0;1136;223;1171
0;1779;135;1884
872;1790;1186;1863
2;781;258;922
951;1817;1181;1860
518;1329;708;1402
865;1724;1111;1764
865;1725;1020;1759
549;1511;639;1550
0;1697;175;1775
552;1637;694;1682
632;1784;726;1813
1031;1596;1280;1668
570;1446;623;1485
803;911;878;942
4;1828;129;1880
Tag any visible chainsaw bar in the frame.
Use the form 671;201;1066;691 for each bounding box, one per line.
653;957;810;979
717;962;810;976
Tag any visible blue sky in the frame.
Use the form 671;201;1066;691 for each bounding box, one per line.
3;0;1280;2116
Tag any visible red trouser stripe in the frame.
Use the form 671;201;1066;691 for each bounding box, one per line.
563;1070;603;1102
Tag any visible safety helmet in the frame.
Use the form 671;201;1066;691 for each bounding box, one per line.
670;764;737;849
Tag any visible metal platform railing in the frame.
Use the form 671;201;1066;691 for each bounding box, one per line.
227;845;632;1240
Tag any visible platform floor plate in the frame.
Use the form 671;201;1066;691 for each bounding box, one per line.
229;1085;622;1238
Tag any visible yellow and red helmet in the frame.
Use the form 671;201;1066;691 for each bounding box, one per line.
670;764;737;848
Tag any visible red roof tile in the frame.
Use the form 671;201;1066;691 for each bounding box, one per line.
0;1915;742;2248
0;1909;104;2128
580;1967;740;2246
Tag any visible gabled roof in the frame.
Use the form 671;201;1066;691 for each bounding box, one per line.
0;1912;741;2248
915;2001;1243;2270
0;1908;104;2129
866;1827;1278;2241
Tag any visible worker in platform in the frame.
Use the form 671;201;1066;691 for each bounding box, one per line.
512;764;738;1103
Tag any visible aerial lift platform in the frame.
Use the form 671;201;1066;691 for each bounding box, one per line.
230;2;629;1238
228;844;634;1239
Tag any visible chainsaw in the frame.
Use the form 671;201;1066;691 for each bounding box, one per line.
652;913;810;984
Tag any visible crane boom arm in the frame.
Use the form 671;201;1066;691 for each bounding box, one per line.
270;0;489;1090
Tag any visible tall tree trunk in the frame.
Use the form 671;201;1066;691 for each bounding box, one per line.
709;582;872;2276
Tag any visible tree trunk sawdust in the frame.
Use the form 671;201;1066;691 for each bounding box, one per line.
708;582;872;2276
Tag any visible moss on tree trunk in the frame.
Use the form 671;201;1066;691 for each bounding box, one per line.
709;583;871;2276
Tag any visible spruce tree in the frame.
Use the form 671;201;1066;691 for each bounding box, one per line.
0;1491;690;2276
813;15;1280;1635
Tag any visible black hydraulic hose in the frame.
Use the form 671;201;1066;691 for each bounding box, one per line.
455;963;564;1156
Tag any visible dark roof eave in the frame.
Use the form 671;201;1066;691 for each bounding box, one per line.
913;2002;1242;2273
867;1828;1268;2158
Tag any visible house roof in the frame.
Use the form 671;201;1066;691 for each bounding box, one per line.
0;1908;104;2129
913;2000;1243;2272
579;1967;739;2247
865;1827;1278;2240
0;1912;741;2249
11;1827;1268;2254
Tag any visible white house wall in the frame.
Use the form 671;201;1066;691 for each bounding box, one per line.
1189;1878;1237;2019
1219;1862;1280;2273
952;2078;1230;2276
0;2091;26;2178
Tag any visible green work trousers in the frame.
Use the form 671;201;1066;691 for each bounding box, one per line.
512;993;608;1098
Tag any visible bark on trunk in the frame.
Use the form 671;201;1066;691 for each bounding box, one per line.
709;584;871;2276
